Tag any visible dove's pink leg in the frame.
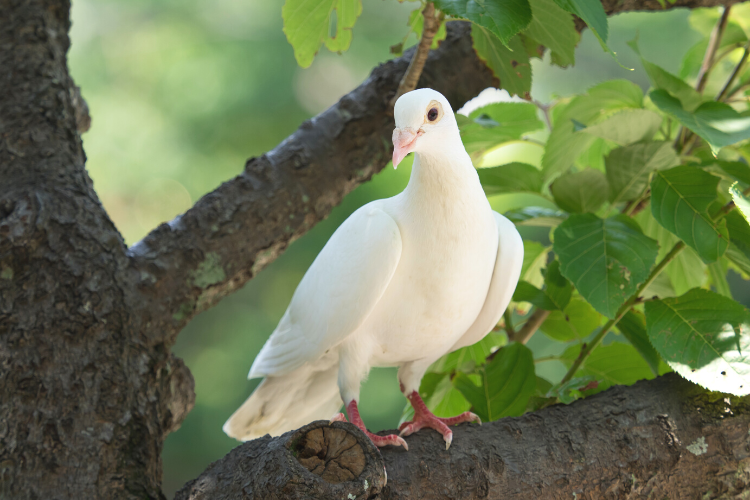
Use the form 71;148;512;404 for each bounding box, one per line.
331;400;408;450
399;391;481;449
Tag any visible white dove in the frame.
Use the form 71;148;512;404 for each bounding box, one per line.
224;88;524;449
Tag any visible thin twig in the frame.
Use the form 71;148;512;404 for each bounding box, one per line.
391;2;441;107
717;41;750;101
559;241;686;385
696;6;731;93
515;308;550;345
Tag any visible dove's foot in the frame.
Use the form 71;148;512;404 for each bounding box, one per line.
330;400;408;450
399;391;481;449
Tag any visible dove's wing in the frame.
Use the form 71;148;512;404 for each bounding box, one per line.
449;212;523;351
248;203;402;379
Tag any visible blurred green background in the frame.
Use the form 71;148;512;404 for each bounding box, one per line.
68;1;724;496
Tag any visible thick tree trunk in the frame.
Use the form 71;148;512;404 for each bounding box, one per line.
175;375;750;500
0;0;746;499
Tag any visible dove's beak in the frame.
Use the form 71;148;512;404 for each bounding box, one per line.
392;127;421;169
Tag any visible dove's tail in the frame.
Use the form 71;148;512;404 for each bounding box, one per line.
222;363;342;441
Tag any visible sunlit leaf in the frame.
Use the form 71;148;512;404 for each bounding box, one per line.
471;26;531;97
453;342;536;421
505;207;567;228
520;240;550;289
606;141;679;206
542;80;644;177
650;90;750;154
437;0;532;45
730;181;750;223
282;0;362;67
582;109;663;146
650;166;728;263
551;168;609;214
645;288;750;396
540;297;601;341
554;214;659;318
523;0;578;67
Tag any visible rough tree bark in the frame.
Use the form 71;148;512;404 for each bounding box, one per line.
0;0;746;499
176;375;750;500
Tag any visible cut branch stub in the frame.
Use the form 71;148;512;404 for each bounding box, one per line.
294;426;367;483
175;420;386;500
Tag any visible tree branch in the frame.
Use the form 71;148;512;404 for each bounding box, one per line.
176;374;750;499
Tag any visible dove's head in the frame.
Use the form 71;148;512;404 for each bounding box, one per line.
392;88;460;168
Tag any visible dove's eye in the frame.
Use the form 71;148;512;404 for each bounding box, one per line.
425;100;444;123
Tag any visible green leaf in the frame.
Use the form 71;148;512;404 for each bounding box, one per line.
715;161;750;187
460;103;543;157
635;210;707;295
561;342;657;393
513;281;558;310
544;259;572;310
546;375;599;403
437;0;533;45
542;80;644;177
527;376;556;410
468;102;544;136
731;182;750;223
520;241;550;289
504;207;567;227
645;288;750;396
617;310;661;375
582;109;663;146
453;342;536;421
540;297;601;341
552;0;608;47
550;168;609;213
471;26;532;97
554;214;660;318
477;162;543;195
650;90;750;154
651;166;728;263
606;141;679;205
679;22;747;79
708;260;732;298
282;0;362;67
430;332;506;374
523;0;578;67
726;210;750;265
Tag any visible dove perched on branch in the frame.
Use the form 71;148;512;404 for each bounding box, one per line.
224;88;524;449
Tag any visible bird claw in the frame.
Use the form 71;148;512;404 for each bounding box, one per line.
329;412;347;424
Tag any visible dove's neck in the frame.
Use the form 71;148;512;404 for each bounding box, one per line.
402;143;483;209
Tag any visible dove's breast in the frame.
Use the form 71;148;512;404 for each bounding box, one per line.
362;178;499;366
